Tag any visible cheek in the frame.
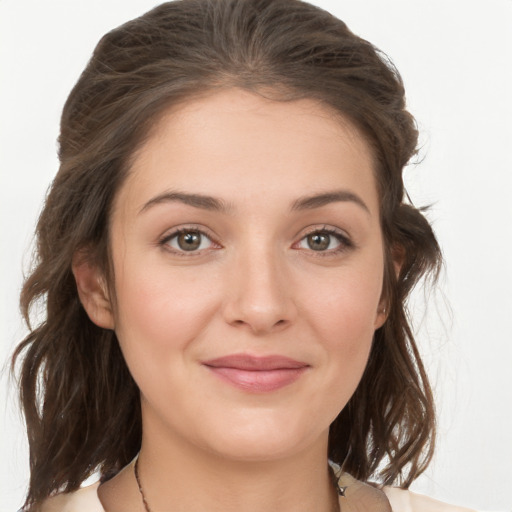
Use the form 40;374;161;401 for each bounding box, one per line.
300;260;383;396
112;259;220;360
306;264;383;341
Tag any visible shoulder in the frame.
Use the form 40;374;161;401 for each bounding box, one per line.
383;486;477;512
338;473;392;511
39;482;104;512
333;465;476;512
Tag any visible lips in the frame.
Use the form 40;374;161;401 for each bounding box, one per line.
202;354;309;392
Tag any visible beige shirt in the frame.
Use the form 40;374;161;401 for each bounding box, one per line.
41;480;477;512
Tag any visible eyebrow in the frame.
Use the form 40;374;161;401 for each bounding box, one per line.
139;191;233;214
291;190;370;214
139;189;370;215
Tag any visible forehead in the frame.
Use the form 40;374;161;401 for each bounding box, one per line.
115;88;379;217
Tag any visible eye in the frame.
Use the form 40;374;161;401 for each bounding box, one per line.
161;229;216;253
295;228;352;253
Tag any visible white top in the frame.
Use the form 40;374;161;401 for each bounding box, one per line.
40;480;477;512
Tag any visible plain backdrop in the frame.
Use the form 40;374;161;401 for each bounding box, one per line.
1;1;511;511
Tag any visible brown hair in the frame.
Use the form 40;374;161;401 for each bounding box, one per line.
12;0;441;509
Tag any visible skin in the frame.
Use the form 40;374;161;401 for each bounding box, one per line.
74;88;391;512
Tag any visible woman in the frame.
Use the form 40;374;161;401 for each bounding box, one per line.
11;0;475;510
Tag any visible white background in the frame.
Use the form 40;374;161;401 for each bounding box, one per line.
1;1;511;510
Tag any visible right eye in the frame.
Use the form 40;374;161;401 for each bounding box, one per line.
160;229;216;253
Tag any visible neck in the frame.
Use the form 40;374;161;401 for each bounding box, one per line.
135;422;336;512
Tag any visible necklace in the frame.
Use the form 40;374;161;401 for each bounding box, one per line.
134;457;153;512
134;457;345;512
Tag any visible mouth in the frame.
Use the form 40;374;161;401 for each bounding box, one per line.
202;354;310;393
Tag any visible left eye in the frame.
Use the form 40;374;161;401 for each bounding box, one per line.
164;230;214;252
297;231;344;252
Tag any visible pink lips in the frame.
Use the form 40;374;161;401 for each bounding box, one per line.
202;354;309;392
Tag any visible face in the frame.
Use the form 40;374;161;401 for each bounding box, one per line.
102;88;387;462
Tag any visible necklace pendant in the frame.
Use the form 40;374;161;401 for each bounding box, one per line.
337;485;347;497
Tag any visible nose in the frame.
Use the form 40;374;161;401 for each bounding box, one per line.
222;245;296;335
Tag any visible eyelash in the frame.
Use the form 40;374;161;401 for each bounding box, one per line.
158;225;354;256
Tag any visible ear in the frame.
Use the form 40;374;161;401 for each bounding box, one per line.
391;243;405;280
374;243;405;329
72;252;115;330
374;303;388;330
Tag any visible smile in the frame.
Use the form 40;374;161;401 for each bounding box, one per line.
202;354;310;392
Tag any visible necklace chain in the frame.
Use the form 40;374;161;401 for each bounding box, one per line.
134;456;343;512
134;457;153;512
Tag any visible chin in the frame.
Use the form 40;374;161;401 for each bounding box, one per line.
207;436;305;463
197;412;326;463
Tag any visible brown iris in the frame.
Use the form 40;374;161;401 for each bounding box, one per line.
307;233;331;251
177;231;202;251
